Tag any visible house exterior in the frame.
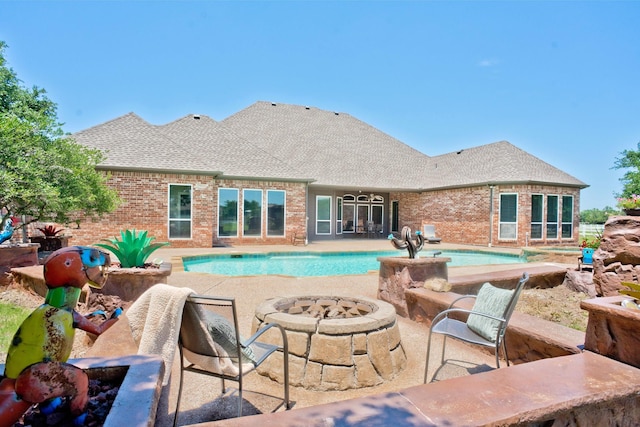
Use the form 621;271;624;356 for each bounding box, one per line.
69;101;587;248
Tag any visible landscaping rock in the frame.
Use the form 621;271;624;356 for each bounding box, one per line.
563;270;596;297
592;216;640;296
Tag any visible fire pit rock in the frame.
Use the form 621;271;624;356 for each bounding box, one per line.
253;295;406;391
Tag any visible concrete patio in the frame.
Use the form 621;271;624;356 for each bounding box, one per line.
32;240;639;426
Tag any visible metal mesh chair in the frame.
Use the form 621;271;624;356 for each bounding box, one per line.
173;295;290;425
424;272;529;383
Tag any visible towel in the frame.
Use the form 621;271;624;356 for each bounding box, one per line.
126;283;195;385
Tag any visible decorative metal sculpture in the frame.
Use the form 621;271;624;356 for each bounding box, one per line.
388;226;425;259
0;246;121;426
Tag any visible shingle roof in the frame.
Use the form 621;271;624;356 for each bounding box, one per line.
421;141;587;190
72;102;587;191
72;112;310;181
221;102;430;190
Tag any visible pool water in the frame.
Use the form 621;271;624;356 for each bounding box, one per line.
183;250;525;277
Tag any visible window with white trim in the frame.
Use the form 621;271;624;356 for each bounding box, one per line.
267;190;285;236
218;188;239;237
530;194;544;240
168;184;192;239
336;197;343;234
561;195;573;239
499;193;518;240
243;189;262;237
316;195;331;235
546;195;559;239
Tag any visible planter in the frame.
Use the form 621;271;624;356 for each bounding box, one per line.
93;262;173;303
623;208;640;216
1;355;164;427
377;255;451;317
0;244;39;286
581;295;640;368
29;235;71;253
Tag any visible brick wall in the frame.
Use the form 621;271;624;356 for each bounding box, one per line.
392;184;581;248
70;171;307;248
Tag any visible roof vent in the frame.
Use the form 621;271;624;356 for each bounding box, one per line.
456;149;463;154
193;115;201;120
271;102;277;106
305;106;310;110
334;112;339;115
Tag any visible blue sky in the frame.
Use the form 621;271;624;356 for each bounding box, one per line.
1;1;639;210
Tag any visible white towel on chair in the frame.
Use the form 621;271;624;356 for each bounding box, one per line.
126;283;195;385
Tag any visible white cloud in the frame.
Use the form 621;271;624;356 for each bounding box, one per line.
478;58;500;67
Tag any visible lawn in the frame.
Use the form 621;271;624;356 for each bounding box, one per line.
0;301;31;362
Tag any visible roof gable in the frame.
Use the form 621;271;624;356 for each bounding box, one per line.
222;101;430;189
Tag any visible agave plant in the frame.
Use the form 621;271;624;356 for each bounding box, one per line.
37;224;64;237
95;229;169;268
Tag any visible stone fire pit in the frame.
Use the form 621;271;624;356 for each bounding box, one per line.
253;295;406;391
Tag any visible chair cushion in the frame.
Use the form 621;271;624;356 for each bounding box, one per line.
467;282;514;342
204;311;256;364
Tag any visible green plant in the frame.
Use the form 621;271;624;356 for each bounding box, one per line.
37;224;64;237
95;229;169;268
617;194;640;210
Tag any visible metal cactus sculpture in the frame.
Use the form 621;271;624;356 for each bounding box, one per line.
388;226;425;259
0;246;121;426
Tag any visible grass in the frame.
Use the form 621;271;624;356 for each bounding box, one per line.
0;301;31;359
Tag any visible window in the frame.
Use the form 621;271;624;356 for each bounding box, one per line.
218;188;238;237
336;197;343;234
316;196;331;235
530;194;544;239
343;203;355;233
267;190;285;236
499;193;518;239
372;204;383;235
168;184;192;239
562;195;574;239
243;189;262;237
546;195;558;239
391;201;399;233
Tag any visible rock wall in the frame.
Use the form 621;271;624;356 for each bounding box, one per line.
593;216;640;296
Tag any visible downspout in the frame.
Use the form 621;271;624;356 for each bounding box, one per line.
488;186;495;247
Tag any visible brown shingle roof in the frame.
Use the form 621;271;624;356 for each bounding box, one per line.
421;141;586;190
72;102;587;190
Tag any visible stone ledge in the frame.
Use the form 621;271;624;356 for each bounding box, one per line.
193;352;640;426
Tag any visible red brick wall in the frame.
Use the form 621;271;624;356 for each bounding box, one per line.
70;171;307;248
391;185;581;248
212;179;307;246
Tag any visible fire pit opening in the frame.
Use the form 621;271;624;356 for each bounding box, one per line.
253;295;406;391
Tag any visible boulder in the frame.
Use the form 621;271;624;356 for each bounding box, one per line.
563;270;596;297
593;216;640;296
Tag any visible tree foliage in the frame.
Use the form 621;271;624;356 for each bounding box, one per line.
0;41;120;230
612;142;640;198
579;206;617;224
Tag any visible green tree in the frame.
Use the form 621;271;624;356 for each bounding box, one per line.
613;142;640;198
0;41;120;231
580;207;617;224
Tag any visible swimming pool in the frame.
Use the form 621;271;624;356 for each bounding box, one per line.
183;250;525;277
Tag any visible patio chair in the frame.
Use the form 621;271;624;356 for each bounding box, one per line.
173;295;290;425
423;224;442;244
578;247;594;271
423;272;529;383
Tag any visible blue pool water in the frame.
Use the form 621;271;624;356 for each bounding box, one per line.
183;250;525;277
